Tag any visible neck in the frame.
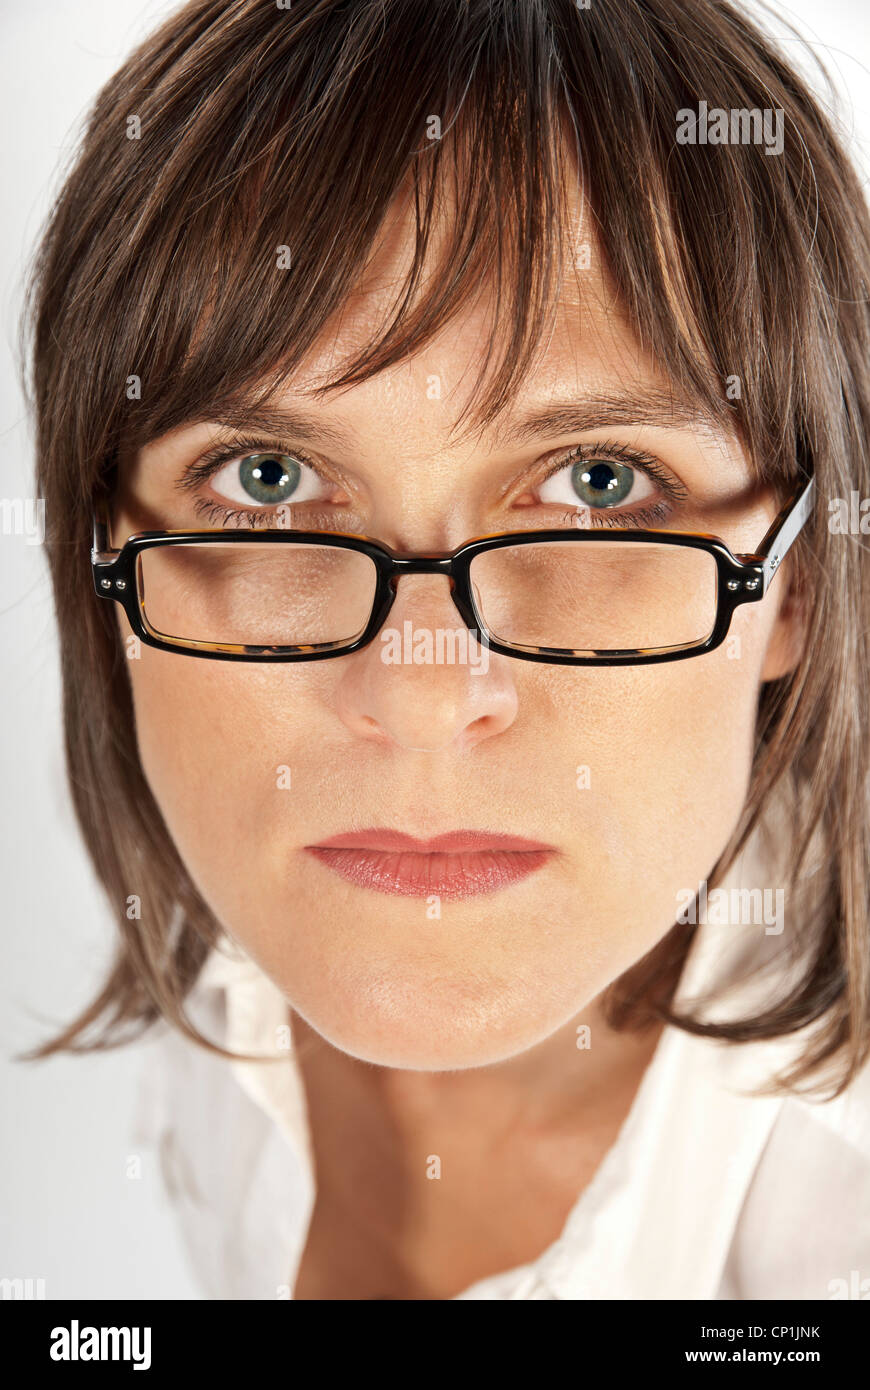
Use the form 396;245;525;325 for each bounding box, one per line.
290;992;666;1143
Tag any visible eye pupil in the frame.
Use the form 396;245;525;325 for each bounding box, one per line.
239;453;301;504
571;459;632;508
253;457;285;486
583;462;619;492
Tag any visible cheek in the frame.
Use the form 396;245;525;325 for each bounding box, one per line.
535;596;774;950
126;647;316;909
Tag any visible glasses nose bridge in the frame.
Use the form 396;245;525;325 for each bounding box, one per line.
385;552;456;596
388;553;455;577
383;552;467;622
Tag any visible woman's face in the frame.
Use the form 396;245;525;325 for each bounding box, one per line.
111;196;802;1070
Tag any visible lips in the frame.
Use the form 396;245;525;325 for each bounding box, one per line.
304;828;556;899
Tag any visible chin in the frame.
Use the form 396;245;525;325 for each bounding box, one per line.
285;959;599;1070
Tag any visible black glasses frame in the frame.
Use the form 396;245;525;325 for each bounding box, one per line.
91;470;815;666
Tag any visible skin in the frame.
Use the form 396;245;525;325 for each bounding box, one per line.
110;182;806;1295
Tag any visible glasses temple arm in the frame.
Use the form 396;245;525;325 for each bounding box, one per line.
751;474;815;589
91;506;120;563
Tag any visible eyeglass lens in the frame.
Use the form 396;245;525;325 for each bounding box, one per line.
135;539;718;655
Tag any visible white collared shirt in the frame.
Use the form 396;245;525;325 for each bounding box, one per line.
132;797;870;1299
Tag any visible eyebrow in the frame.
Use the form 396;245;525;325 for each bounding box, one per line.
201;386;724;454
491;387;724;447
201;405;355;451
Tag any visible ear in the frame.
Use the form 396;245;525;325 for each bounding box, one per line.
760;563;809;682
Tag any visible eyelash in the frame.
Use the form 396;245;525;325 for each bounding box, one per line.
538;439;687;528
180;435;688;530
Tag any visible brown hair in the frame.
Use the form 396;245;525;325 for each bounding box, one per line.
18;0;870;1098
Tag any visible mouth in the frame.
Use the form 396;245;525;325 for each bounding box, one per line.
303;828;557;900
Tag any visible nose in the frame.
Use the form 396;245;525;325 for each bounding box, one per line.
333;574;519;752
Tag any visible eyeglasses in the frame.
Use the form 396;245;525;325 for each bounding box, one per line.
91;470;814;666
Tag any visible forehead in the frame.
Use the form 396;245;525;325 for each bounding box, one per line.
264;178;716;450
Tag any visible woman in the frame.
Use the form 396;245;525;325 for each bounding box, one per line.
20;0;870;1299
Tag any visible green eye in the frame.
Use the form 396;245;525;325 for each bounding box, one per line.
239;454;301;504
571;460;635;508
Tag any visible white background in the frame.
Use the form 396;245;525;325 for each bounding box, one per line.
1;0;868;1299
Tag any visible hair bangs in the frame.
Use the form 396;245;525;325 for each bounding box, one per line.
85;0;742;470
